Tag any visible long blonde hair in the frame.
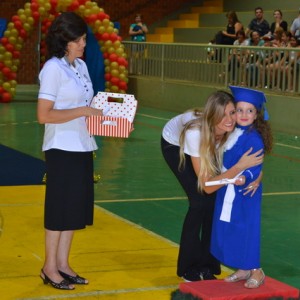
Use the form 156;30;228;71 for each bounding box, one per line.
179;91;235;189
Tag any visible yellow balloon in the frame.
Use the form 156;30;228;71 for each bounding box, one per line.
38;7;46;16
27;17;35;25
111;69;119;77
102;19;110;27
106;26;114;34
119;73;126;81
85;1;94;8
78;5;86;14
104;40;112;47
105;66;110;73
111;85;119;92
8;36;17;45
4;59;13;68
15;43;23;51
98;26;105;34
11;65;18;72
115;48;124;56
24;2;31;9
7;22;14;30
110;62;119;69
17;9;25;16
23;23;31;32
0;46;6;54
113;40;121;48
10;80;17;87
91;6;100;14
24;8;31;17
10;28;19;37
95;20;102;28
4;52;12;60
108;47;115;54
44;3;51;11
104;59;110;66
119;66;126;72
83;9;91;17
3;82;11;91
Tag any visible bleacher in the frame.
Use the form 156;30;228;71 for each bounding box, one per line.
125;0;300;134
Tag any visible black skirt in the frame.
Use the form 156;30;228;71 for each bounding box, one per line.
44;149;94;231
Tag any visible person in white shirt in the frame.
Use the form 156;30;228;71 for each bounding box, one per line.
290;8;300;37
37;12;103;290
161;91;263;282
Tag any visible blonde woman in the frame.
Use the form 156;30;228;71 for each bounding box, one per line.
161;91;263;282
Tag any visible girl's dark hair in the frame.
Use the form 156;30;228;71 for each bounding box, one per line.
46;12;87;59
236;29;246;38
253;110;273;154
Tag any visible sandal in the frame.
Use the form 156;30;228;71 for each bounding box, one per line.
40;269;75;290
244;268;265;289
59;270;88;284
224;270;251;282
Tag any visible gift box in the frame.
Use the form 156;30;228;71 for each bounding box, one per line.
87;92;138;138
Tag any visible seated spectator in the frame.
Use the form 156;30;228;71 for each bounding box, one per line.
245;31;265;86
259;28;288;89
290;8;300;37
271;27;286;47
280;35;300;91
210;11;243;63
214;11;243;45
266;9;288;39
228;30;249;83
245;7;270;38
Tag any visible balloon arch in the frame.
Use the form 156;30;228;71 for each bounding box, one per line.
0;0;128;103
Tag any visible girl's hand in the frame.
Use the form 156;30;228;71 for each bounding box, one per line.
242;171;263;196
236;148;264;171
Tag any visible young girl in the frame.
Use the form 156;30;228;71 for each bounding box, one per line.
211;86;273;289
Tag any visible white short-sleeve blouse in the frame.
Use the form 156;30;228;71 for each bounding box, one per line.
38;57;98;152
162;111;201;157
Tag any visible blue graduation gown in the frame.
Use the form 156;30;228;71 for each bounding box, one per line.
211;125;264;270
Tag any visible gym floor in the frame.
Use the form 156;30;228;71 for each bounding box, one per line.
0;93;299;299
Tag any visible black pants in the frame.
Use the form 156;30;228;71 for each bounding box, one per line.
161;137;220;277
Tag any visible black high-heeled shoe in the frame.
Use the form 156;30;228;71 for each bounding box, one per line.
40;269;75;290
59;270;88;285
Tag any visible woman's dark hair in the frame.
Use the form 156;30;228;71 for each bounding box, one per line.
273;9;283;17
226;11;240;25
46;12;87;59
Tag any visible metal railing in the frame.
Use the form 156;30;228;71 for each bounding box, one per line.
123;41;300;95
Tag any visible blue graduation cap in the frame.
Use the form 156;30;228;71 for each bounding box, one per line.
229;85;269;120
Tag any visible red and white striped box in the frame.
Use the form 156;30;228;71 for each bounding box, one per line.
87;92;138;138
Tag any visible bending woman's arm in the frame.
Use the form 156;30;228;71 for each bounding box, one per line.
192;147;263;194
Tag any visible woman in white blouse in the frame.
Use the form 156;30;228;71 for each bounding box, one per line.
37;12;103;290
